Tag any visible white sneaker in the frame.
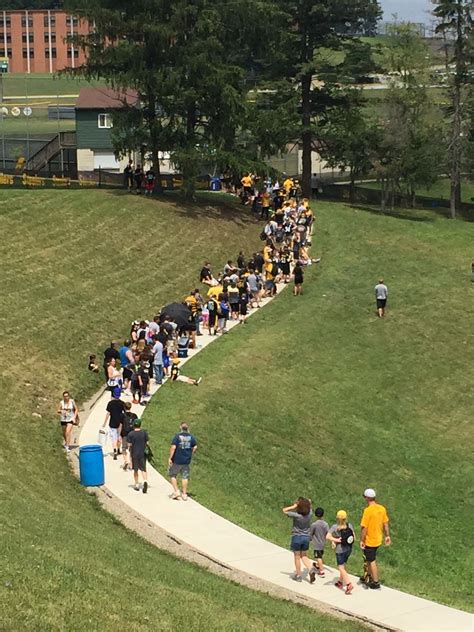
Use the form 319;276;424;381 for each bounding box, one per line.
171;491;181;500
181;493;188;501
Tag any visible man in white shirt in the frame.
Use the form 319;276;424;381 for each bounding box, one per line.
374;279;388;318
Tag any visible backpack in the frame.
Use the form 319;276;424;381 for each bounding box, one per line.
339;526;355;546
122;413;136;436
275;229;284;243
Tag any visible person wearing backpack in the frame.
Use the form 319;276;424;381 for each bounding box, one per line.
326;510;355;595
207;296;219;335
120;402;138;471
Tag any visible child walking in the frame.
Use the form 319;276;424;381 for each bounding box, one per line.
326;510;355;595
309;506;329;582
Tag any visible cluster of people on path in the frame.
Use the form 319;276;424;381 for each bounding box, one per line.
283;488;391;594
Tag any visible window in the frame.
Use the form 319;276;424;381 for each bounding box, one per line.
21;16;33;28
67;48;79;58
22;33;34;43
66;16;79;27
5;34;12;44
98;113;113;129
22;48;34;58
43;15;56;27
45;48;57;59
2;16;11;28
44;32;56;43
0;48;12;58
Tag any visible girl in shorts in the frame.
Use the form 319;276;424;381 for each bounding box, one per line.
57;391;78;452
282;497;313;582
326;510;355;594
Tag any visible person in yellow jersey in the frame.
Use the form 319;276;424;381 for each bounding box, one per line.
283;176;294;195
360;488;391;590
241;173;253;193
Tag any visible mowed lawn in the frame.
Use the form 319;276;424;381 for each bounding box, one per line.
1;190;367;631
144;202;474;611
362;178;474;203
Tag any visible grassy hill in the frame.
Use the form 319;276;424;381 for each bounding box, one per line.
144;201;474;611
0;190;367;630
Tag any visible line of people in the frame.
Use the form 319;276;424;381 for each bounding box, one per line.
283;488;391;593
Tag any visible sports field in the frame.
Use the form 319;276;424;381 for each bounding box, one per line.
1;190;368;630
144;201;474;611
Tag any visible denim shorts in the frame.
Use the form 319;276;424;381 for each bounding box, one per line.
336;550;352;566
290;535;310;552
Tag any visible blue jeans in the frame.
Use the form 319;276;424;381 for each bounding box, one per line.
153;364;163;384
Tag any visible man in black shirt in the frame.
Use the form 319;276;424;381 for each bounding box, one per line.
103;341;120;381
254;252;264;274
199;262;213;285
102;391;125;460
127;419;149;493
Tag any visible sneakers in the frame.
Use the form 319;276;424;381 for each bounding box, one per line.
122;463;128;471
195;377;202;386
181;493;188;501
335;580;343;590
369;581;381;590
143;481;148;494
291;574;302;582
309;570;316;584
171;491;181;500
345;583;354;595
113;452;117;461
318;570;325;578
134;485;140;491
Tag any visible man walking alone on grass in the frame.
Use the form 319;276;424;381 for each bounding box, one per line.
360;488;391;589
168;422;197;501
374;279;388;318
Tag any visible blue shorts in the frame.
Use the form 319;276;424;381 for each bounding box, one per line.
290;535;310;552
336;550;352;566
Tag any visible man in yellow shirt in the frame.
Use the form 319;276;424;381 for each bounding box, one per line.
241;173;253;193
360;488;391;590
283;177;294;195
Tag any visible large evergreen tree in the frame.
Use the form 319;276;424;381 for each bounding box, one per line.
434;0;473;218
262;0;381;197
68;0;270;196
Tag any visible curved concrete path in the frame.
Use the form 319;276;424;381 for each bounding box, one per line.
79;284;472;632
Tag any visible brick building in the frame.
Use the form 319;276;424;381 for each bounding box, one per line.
0;9;90;74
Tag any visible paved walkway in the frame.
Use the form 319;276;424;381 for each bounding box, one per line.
79;284;472;632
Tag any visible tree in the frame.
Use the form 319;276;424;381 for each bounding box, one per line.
433;0;473;218
68;0;271;198
376;23;444;208
319;89;380;201
266;0;381;197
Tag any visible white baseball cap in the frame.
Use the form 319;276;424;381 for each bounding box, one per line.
363;488;376;499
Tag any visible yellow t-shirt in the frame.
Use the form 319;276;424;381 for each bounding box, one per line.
262;192;271;207
241;176;252;187
185;295;198;315
361;503;389;547
207;285;223;299
283;178;293;192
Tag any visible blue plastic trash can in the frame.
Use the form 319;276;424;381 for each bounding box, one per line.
210;176;221;191
79;444;105;486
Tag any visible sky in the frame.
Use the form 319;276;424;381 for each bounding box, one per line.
380;0;433;24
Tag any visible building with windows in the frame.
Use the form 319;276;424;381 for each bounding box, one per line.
75;87;138;174
0;9;90;73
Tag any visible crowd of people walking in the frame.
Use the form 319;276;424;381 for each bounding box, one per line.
60;172;392;595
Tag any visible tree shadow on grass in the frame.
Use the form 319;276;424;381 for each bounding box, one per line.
106;189;261;229
347;204;435;223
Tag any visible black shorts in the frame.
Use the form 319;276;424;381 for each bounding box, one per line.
364;546;379;563
131;455;146;472
123;367;133;381
314;549;324;559
239;303;247;316
208;313;218;327
376;298;387;309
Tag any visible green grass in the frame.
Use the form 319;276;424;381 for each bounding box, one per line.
1;72;105;97
362;179;474;203
144;201;474;611
0;190;367;630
